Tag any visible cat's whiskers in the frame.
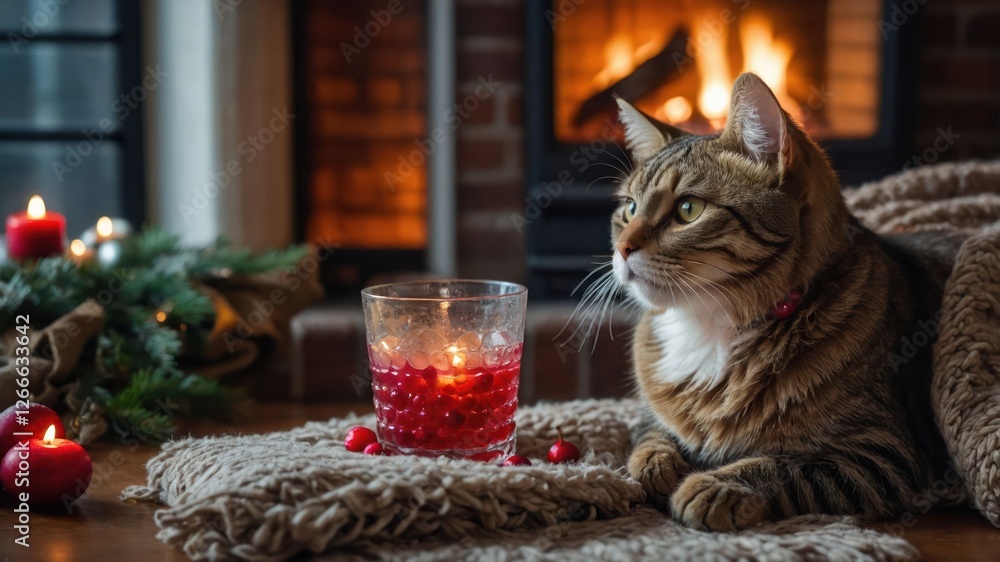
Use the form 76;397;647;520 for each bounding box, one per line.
676;257;739;281
663;270;697;315
559;265;624;354
585;175;628;194
675;269;737;327
586;273;621;351
571;261;613;296
598;281;624;349
676;268;742;314
589;160;630;178
603;143;634;176
673;270;737;329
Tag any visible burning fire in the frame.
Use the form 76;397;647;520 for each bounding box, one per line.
593;36;666;88
593;36;634;88
739;17;798;120
657;97;693;124
694;17;733;126
590;15;798;127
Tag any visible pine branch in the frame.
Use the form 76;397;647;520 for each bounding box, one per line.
189;244;310;277
98;368;245;442
2;228;309;443
118;228;182;267
0;258;87;325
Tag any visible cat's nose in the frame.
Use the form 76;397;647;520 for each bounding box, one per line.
617;240;640;260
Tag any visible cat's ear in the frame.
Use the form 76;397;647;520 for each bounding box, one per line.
615;96;687;161
722;73;793;171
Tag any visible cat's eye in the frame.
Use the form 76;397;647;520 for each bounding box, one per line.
676;197;705;224
623;199;637;223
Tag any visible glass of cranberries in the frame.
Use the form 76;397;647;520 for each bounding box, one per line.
362;280;528;461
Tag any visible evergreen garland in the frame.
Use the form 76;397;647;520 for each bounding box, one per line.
0;228;309;442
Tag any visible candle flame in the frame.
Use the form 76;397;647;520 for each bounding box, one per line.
446;345;466;368
43;424;56;443
27;196;46;219
96;216;114;237
70;239;87;257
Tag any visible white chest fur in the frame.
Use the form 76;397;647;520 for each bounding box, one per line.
651;305;734;388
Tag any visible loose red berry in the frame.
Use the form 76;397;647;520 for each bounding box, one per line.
363;442;384;455
503;455;532;466
345;426;378;452
547;427;580;464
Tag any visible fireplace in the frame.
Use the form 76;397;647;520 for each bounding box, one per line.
292;0;428;295
525;0;923;299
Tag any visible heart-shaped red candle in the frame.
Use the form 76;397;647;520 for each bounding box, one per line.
1;425;92;507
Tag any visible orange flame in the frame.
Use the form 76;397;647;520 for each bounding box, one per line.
592;35;666;89
43;424;56;443
740;17;799;119
691;16;800;126
695;19;732;125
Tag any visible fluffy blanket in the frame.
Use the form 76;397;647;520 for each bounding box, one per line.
122;161;1000;560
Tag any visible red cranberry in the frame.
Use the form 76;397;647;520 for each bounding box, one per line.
344;426;378;452
472;373;494;393
363;442;384;455
503;455;531;466
444;410;466;427
547;427;580;464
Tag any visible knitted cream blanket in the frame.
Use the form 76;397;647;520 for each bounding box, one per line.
123;161;1000;561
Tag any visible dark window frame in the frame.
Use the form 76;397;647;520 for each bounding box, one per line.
0;0;145;227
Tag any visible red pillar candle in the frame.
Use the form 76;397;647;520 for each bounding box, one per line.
5;196;66;260
1;425;92;507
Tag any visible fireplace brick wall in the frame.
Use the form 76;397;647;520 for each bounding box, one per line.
302;0;428;251
455;0;527;283
915;0;1000;163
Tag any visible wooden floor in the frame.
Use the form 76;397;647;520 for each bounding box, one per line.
1;403;998;561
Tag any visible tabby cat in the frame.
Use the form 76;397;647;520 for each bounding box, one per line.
614;73;962;531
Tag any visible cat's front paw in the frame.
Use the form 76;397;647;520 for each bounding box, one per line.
670;473;769;532
628;441;685;508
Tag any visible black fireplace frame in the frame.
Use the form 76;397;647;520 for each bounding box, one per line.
523;0;924;300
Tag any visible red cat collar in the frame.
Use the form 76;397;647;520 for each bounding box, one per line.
771;289;802;320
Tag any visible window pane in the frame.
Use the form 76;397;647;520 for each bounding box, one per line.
0;141;123;237
0;42;118;132
0;0;117;36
